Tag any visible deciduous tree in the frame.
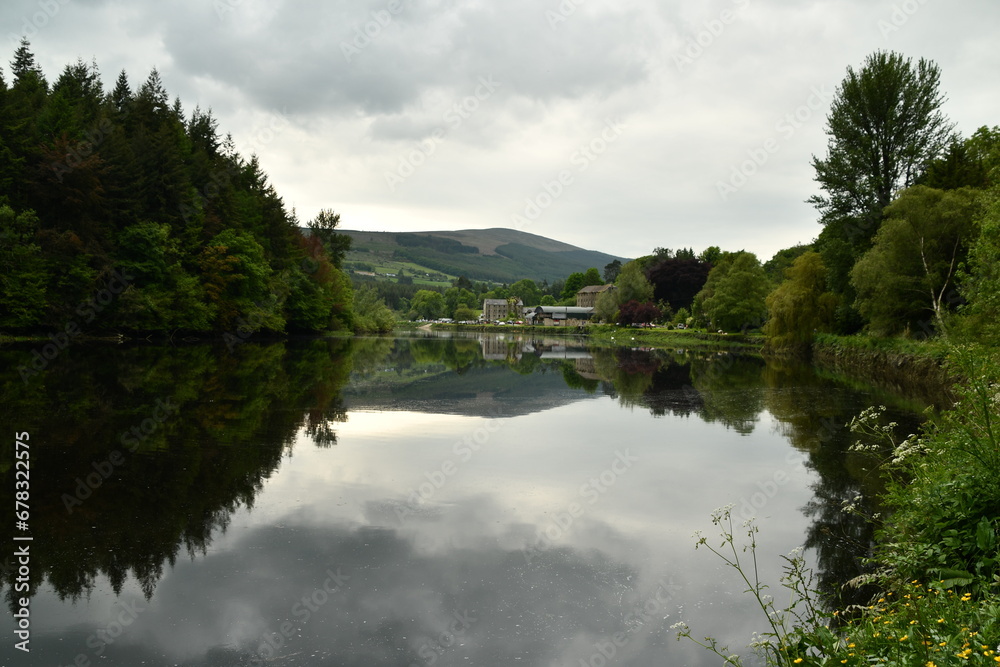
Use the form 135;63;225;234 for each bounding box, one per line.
955;185;1000;343
618;300;660;326
615;260;654;305
850;185;979;336
763;251;839;349
694;252;768;332
810;51;954;249
645;256;711;311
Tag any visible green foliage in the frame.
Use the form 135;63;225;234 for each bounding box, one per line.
0;205;49;327
615;260;654;305
965;125;1000;185
683;349;1000;667
582;267;602;287
284;265;333;332
0;43;355;334
603;259;622;282
352;285;395;333
410;289;446;320
562;271;586;299
763;245;812;285
695;252;769;332
920;138;990;190
954;185;1000;344
200;229;282;330
810;51;953;247
453;306;476;322
869;349;1000;589
814;231;865;334
764;251;839;349
308;209;351;269
443;286;478;317
509;278;541;306
850;186;980;336
699;245;723;265
812;332;952;361
558;265;606;299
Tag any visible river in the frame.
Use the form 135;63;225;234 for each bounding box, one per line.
0;331;927;666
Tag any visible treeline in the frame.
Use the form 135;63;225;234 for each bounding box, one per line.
0;40;391;335
543;51;1000;348
395;233;479;254
764;52;1000;349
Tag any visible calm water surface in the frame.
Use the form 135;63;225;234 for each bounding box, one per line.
0;332;927;666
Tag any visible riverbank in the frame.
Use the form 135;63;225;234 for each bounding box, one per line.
423;324;960;403
424;322;767;350
810;333;958;406
793;345;999;664
682;343;1000;666
584;324;766;351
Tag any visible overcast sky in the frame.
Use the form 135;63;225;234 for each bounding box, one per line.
5;0;999;261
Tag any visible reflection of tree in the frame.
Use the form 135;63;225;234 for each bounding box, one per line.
762;360;925;610
0;339;355;609
689;355;765;434
593;348;657;405
590;347;765;433
560;363;599;393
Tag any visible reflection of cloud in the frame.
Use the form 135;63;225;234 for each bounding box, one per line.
1;340;874;666
22;518;677;666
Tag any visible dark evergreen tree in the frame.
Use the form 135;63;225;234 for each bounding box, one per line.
0;46;355;334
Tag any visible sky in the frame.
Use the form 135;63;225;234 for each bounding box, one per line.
4;0;999;261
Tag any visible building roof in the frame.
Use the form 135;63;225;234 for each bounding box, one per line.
576;284;615;294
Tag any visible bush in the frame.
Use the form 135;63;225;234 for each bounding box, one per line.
680;346;1000;667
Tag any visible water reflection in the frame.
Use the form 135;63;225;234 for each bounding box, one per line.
0;333;928;665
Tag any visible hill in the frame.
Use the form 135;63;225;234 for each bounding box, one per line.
340;228;628;285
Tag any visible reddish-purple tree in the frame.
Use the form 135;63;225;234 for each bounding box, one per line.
618;300;661;325
645;257;712;311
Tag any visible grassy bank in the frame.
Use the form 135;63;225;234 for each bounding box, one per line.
421;322;767;350
585;324;766;350
813;333;952;360
804;346;1000;665
683;345;1000;666
811;333;959;406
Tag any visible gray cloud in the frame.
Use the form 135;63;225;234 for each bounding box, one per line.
2;0;998;260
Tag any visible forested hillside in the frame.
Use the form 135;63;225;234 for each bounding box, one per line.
341;228;627;284
0;40;353;334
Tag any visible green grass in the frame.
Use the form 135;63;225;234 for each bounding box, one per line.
422;323;768;351
813;332;952;361
587;325;766;350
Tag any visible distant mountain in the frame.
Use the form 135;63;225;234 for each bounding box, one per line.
340;227;628;284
